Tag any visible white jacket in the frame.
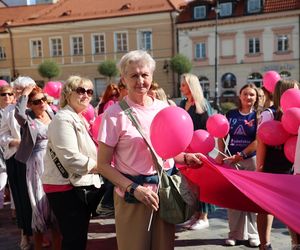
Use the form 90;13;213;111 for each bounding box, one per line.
42;105;102;188
0;104;21;159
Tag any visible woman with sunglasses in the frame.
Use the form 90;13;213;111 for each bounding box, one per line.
14;86;61;250
0;85;15;215
42;75;102;250
0;76;36;250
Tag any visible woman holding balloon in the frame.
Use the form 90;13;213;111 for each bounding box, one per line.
179;73;215;230
215;83;260;247
256;79;300;250
97;50;202;250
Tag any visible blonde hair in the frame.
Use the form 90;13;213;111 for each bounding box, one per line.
156;88;168;102
181;73;206;114
60;75;93;108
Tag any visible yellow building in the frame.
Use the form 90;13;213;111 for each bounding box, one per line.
0;0;187;97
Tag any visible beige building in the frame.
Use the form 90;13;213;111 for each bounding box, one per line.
177;0;300;104
0;0;188;97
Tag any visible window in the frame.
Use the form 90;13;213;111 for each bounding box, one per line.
277;35;289;52
71;36;83;56
248;37;260;54
114;32;128;52
247;0;261;13
195;43;206;59
199;76;210;99
50;38;62;57
221;73;236;88
30;39;42;58
138;31;152;51
194;6;206;20
92;34;105;54
247;72;262;87
220;2;232;17
0;46;6;59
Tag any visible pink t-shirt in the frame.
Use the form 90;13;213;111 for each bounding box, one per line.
98;96;174;176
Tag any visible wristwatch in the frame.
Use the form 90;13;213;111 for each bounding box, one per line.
129;183;140;196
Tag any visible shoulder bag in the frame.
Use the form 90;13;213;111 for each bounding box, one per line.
119;100;197;224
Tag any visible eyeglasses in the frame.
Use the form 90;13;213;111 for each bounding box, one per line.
75;87;94;97
0;93;14;97
30;96;47;105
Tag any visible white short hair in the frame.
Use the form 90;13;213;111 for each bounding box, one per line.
12;76;36;88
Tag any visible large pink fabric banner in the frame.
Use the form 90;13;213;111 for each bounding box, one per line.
179;154;300;233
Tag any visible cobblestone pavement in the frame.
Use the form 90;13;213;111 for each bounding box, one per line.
0;203;291;250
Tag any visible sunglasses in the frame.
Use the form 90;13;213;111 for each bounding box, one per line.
30;96;47;105
0;93;14;97
75;87;94;97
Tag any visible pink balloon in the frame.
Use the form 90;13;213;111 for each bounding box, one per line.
43;81;62;99
257;120;290;146
82;104;95;123
280;88;300;112
263;71;281;93
0;80;9;87
284;136;297;163
206;114;229;138
281;107;300;135
150;106;193;159
91;114;102;141
189;129;215;155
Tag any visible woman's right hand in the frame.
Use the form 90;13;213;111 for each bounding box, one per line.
134;185;159;211
21;85;35;96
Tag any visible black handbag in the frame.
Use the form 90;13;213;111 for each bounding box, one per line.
49;147;103;213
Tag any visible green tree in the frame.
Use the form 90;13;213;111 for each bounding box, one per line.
170;54;192;75
170;54;192;96
97;60;118;82
38;60;60;80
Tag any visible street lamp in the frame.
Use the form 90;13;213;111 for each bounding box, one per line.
214;0;221;112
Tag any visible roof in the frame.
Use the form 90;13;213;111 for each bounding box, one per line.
177;0;300;24
0;0;188;29
264;0;300;13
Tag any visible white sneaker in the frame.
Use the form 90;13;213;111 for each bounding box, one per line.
225;238;236;246
189;219;209;230
249;238;260;247
177;214;198;228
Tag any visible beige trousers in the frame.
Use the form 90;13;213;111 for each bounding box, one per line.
114;192;175;250
227;156;259;240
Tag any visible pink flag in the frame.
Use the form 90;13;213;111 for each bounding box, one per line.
179;154;300;233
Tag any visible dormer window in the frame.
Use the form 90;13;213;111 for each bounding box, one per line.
220;2;232;17
247;0;261;14
194;6;206;20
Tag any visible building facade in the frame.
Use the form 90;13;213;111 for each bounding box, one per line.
177;0;300;103
0;0;186;97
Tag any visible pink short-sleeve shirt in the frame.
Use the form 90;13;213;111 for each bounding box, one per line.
98;96;174;176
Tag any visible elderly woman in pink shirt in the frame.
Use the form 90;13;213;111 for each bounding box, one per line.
97;50;202;250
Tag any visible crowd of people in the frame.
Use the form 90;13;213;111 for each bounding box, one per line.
0;49;299;250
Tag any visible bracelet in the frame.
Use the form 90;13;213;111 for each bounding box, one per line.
238;151;247;159
129;183;140;196
184;153;189;165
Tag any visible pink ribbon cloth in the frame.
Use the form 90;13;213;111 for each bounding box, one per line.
179;154;300;233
